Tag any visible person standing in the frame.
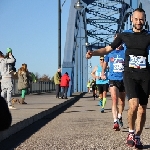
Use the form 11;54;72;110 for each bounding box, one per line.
54;68;61;98
90;78;97;100
60;72;70;99
91;56;109;113
17;64;29;104
0;51;15;109
86;8;150;149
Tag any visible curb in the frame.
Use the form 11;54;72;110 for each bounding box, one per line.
0;92;85;142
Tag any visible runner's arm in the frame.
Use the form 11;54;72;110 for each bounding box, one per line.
90;34;123;56
91;66;98;79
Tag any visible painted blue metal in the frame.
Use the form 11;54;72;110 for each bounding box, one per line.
62;0;88;96
82;0;95;5
62;0;142;96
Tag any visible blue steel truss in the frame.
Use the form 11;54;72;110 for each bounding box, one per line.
86;0;133;50
62;0;148;96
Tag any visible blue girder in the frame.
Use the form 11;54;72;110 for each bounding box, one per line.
62;0;146;96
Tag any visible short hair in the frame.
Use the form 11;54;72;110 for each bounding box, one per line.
133;8;146;19
133;8;145;13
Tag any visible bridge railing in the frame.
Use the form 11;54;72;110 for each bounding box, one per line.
12;79;55;95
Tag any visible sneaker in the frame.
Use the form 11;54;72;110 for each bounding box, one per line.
101;108;104;113
135;138;143;149
113;122;120;131
22;101;27;104
9;106;16;110
118;117;123;127
126;133;135;147
98;100;103;106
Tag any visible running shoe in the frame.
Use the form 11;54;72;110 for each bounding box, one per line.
135;138;143;149
118;117;123;127
101;108;104;113
126;132;135;147
113;122;120;131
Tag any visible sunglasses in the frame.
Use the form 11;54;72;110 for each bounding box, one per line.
100;59;104;61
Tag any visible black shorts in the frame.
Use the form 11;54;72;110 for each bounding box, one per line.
123;70;150;105
92;85;97;91
109;80;125;92
96;84;109;94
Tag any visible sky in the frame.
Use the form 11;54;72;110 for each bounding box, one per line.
1;1;149;79
0;0;72;78
0;0;104;79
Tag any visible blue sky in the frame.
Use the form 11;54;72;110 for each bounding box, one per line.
0;0;72;78
2;1;148;79
0;0;101;79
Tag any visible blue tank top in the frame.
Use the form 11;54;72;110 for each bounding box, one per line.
95;65;109;84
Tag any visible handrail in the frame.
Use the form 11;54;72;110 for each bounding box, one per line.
12;79;56;95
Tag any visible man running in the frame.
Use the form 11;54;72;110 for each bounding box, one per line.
91;56;109;113
90;78;97;100
86;8;150;149
101;37;125;131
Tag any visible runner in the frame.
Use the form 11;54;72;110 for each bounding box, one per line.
101;35;125;131
91;56;109;113
90;78;97;100
86;8;150;149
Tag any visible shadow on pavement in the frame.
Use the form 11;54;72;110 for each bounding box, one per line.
0;93;85;150
143;145;150;149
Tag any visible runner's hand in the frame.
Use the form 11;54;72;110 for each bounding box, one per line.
101;75;106;80
86;50;92;59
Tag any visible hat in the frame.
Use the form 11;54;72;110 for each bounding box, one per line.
7;48;12;53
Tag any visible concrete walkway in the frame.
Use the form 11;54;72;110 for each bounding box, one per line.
0;92;84;142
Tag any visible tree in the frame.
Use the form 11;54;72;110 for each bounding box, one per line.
39;74;50;81
34;72;40;80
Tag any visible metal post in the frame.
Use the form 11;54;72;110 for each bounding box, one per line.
58;0;61;68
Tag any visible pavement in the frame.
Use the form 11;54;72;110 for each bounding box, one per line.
2;92;150;150
0;92;85;142
1;92;150;149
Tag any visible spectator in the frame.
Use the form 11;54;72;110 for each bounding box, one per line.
0;51;16;109
17;64;29;104
5;48;16;74
54;68;61;98
60;72;70;99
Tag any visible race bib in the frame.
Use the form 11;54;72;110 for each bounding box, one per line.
113;56;124;72
129;55;146;69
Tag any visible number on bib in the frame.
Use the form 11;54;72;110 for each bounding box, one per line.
129;55;146;69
